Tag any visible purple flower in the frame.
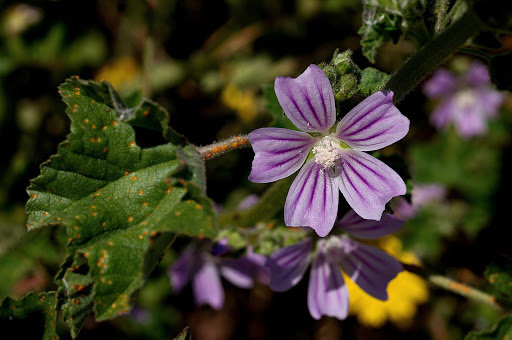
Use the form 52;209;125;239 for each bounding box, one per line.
423;61;505;138
265;210;403;320
249;65;409;237
168;240;269;310
390;183;446;220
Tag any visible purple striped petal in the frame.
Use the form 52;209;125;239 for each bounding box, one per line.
335;209;404;239
219;257;255;289
248;127;316;183
335;91;409;151
307;250;349;320
275;64;336;133
265;238;313;292
337;149;406;221
193;259;224;310
338;236;402;300
168;244;197;293
284;160;339;237
423;69;457;98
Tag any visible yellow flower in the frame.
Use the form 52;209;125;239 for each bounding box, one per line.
221;84;258;123
344;236;429;328
95;56;139;89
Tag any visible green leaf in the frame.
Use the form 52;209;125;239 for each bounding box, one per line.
485;256;512;298
25;77;217;336
358;0;428;62
0;292;58;340
465;315;512;340
174;326;192;340
358;67;390;95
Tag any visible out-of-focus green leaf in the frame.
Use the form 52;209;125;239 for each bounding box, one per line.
25;77;216;337
465;315;512;340
263;84;298;130
484;256;512;298
0;292;58;340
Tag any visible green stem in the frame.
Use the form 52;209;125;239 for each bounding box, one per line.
218;175;295;227
403;263;505;310
385;9;483;103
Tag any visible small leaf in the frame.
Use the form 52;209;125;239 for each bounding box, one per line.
465;315;512;340
485;256;512;298
358;67;390;95
0;292;58;340
174;326;193;340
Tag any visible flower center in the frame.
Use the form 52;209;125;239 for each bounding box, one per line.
312;136;342;169
455;89;476;109
319;236;344;263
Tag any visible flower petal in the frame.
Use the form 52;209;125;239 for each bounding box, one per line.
219;257;255;289
337;149;406;221
338;236;402;300
265;238;313;292
193;259;224;310
307;250;349;320
275;64;336;133
423;69;457;97
430;97;455;129
285;160;339;237
335;91;410;151
335;209;404;239
478;88;505;118
248;127;316;183
168;244;196;293
464;62;490;87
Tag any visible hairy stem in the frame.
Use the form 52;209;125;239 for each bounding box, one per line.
434;0;451;34
403;263;504;310
385;9;482;103
197;135;251;160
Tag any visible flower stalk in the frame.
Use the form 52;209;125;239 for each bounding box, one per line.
385;9;483;103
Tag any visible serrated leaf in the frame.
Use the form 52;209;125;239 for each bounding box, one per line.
0;292;58;340
485;257;512;298
359;0;427;62
465;315;512;340
25;77;217;336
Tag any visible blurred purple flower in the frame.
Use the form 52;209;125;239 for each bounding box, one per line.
249;64;409;237
390;183;446;220
265;210;403;320
423;61;505;138
168;239;269;310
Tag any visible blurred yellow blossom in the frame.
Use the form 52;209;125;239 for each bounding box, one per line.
3;4;42;36
221;84;259;123
345;236;429;328
94;56;139;89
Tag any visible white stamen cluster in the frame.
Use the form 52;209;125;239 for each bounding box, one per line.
312;136;341;169
319;236;344;263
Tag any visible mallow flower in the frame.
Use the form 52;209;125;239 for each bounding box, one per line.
169;239;268;310
265;209;404;320
423;61;505;138
249;64;409;237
